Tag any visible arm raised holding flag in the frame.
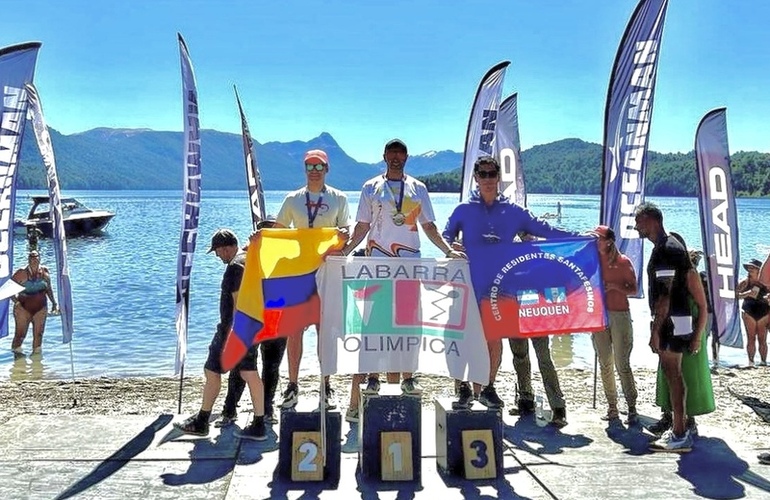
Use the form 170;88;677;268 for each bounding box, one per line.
443;155;582;426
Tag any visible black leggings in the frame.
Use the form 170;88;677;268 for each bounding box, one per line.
223;337;287;416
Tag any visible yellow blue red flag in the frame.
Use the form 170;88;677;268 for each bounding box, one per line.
221;228;343;371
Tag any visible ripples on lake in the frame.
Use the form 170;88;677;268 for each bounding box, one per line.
2;190;763;380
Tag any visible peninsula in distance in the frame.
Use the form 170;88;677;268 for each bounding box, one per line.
15;125;770;198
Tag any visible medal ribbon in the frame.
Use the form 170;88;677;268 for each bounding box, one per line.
384;177;405;215
305;190;324;228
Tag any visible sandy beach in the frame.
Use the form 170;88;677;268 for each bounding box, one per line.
2;365;768;450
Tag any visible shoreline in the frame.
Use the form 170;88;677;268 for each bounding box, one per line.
2;366;768;450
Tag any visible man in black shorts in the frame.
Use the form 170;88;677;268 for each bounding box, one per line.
175;229;267;440
218;217;287;426
634;202;707;452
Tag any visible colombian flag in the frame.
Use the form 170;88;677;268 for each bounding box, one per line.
221;228;343;371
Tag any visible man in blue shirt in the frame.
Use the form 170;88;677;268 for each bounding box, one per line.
443;156;577;427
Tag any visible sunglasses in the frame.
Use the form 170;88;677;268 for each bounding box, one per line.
305;163;326;172
475;170;499;179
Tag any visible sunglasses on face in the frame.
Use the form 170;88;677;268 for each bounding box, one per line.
305;163;326;172
475;170;499;179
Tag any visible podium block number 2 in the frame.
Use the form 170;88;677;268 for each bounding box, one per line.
291;432;324;481
380;431;413;481
462;430;497;480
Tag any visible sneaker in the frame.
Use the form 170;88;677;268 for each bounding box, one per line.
324;384;338;410
648;412;672;436
650;429;692;452
281;382;299;409
687;417;698;437
214;412;237;428
477;384;504;409
509;399;535;416
758;452;770;465
345;406;359;423
265;409;278;425
452;382;473;410
236;416;267;441
401;377;422;395
363;377;380;395
550;407;568;428
174;414;209;436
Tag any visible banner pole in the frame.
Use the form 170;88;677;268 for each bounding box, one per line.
177;364;185;414
68;341;77;406
592;352;598;409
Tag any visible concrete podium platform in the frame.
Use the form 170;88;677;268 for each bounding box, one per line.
0;409;768;499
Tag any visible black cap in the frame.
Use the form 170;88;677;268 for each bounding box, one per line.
384;138;408;154
744;258;763;271
256;214;277;230
207;229;238;253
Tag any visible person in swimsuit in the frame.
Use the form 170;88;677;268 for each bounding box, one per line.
10;250;58;356
737;258;769;366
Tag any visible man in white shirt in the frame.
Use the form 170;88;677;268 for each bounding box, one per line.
275;149;350;411
340;138;462;423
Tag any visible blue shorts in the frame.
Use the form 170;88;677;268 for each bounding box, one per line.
204;330;259;374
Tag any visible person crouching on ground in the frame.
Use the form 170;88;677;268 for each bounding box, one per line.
175;229;267;441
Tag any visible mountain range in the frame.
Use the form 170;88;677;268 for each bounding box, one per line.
16;126;459;191
15;126;770;196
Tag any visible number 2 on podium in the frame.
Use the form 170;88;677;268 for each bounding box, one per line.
291;432;324;481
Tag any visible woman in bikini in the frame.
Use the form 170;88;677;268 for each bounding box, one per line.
10;250;58;356
736;258;769;366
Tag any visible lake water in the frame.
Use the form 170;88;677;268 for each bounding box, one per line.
2;190;767;381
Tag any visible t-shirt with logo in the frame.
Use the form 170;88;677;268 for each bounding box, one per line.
356;174;435;257
647;234;694;336
276;185;350;229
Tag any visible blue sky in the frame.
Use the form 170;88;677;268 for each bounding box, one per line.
3;0;769;163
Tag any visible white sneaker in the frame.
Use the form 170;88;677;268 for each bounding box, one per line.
650;429;693;453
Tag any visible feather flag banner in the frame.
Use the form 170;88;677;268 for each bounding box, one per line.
0;42;40;339
174;34;201;375
25;83;74;343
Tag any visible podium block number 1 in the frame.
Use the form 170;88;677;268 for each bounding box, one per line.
291;432;324;481
462;430;497;480
380;431;413;481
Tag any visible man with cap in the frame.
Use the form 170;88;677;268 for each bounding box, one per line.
217;215;287;426
633;202;708;452
174;229;267;441
274;149;350;411
589;225;639;422
340;138;463;423
737;257;769;366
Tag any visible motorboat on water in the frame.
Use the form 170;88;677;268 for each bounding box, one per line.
14;196;115;237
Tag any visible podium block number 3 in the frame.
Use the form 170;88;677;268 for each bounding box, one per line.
380;431;413;481
291;432;324;481
462;430;497;480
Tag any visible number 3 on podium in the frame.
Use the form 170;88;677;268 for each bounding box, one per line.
291;432;324;481
462;430;496;479
380;431;413;481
